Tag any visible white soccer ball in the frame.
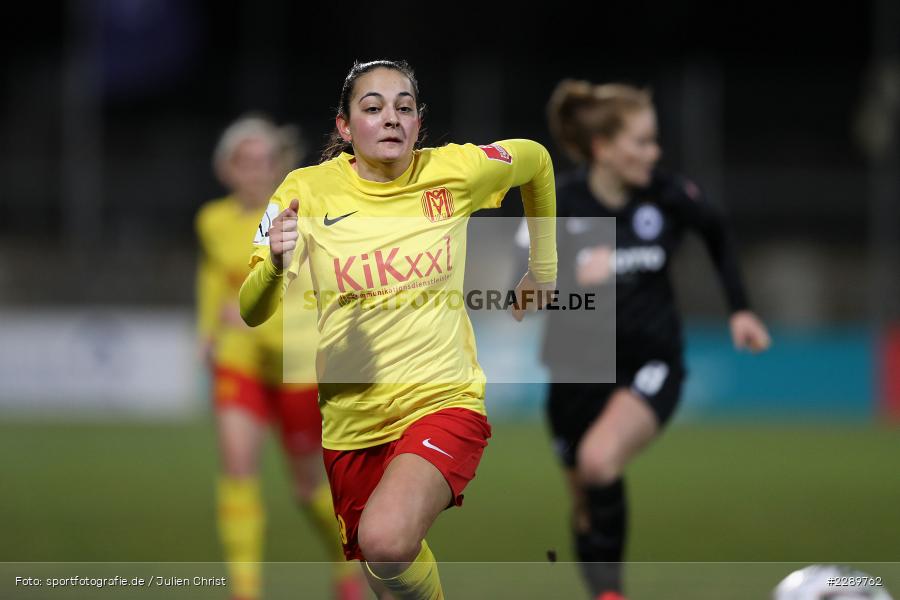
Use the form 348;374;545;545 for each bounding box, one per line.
773;565;893;599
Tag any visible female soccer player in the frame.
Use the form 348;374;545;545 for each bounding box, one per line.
540;80;771;600
240;60;557;599
196;116;360;600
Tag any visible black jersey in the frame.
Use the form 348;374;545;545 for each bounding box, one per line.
540;168;749;375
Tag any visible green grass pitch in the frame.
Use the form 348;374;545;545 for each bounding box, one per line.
1;418;898;598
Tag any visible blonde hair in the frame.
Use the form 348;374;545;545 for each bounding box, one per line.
213;114;306;180
547;80;653;163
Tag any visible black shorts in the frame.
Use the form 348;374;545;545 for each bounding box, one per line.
546;356;685;467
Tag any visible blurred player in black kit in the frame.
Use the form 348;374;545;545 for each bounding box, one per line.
524;80;772;600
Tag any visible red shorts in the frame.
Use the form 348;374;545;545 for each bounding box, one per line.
323;407;492;560
213;365;322;456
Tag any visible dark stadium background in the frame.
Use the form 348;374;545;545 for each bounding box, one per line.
1;1;898;598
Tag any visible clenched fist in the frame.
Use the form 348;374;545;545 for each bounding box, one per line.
269;199;299;270
730;310;771;353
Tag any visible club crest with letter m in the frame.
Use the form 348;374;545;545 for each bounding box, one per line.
421;187;455;223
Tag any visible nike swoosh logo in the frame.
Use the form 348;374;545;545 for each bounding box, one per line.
422;438;454;459
323;211;358;227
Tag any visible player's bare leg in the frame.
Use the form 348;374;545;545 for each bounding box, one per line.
358;453;450;599
286;452;365;600
361;563;397;600
577;388;658;486
286;451;322;502
571;388;659;599
216;408;267;600
218;408;267;477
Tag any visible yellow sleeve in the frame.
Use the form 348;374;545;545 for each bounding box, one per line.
239;254;286;327
240;174;307;326
195;210;227;338
464;139;557;282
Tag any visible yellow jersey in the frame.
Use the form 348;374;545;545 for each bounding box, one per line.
196;195;317;385
244;139;556;449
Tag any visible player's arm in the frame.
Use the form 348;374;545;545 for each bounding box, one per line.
196;251;226;337
240;198;306;327
472;139;557;282
677;177;770;352
467;139;558;320
676;178;749;310
195;212;228;363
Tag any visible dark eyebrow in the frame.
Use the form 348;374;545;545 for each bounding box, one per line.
358;91;415;103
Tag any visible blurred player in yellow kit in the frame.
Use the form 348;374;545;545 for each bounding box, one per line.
195;116;362;600
240;60;558;599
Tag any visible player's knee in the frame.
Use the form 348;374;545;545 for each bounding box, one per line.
220;448;258;478
576;448;622;486
358;520;419;564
